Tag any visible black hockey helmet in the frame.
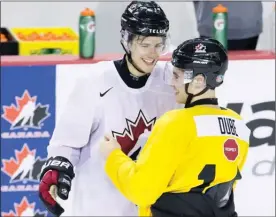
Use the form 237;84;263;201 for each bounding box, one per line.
121;1;169;37
171;37;228;107
172;37;228;89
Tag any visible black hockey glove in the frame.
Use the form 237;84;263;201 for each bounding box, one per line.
39;156;75;217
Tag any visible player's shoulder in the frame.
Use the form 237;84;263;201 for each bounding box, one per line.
154;108;195;138
81;60;115;81
219;106;244;120
57;60;113;81
221;107;250;131
74;60;114;86
65;61;114;98
165;107;198;119
182;105;244;120
156;108;191;126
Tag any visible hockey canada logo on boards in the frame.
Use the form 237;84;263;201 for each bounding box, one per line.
1;196;47;217
112;110;156;160
1;143;46;192
1;90;51;139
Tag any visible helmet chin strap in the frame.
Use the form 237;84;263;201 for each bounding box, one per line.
120;41;151;75
184;83;209;108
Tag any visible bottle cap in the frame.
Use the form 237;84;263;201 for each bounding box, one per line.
81;8;95;16
213;4;228;13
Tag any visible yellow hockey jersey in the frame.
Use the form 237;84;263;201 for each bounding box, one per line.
105;103;250;216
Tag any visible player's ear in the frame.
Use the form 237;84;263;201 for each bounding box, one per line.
192;74;206;89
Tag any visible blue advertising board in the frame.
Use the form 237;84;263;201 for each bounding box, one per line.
1;65;56;217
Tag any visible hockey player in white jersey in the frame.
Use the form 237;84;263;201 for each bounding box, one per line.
38;1;179;216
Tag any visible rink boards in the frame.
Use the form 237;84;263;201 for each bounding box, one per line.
1;57;275;216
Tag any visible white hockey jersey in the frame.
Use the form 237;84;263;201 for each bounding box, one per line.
48;60;179;216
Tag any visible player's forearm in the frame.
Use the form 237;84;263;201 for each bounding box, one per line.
47;143;81;166
105;149;161;207
105;149;134;193
105;150;144;204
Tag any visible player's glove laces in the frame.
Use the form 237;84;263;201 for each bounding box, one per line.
39;156;75;216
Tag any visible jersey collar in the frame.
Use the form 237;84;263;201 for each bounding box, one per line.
185;98;218;108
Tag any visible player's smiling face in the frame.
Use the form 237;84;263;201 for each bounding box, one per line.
130;36;165;73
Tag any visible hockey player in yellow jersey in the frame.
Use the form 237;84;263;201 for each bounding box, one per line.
100;38;250;217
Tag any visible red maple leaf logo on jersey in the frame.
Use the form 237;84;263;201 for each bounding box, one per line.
1;197;47;217
1;90;50;130
112;110;156;159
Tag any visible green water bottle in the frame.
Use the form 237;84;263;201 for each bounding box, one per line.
79;8;96;58
212;4;228;50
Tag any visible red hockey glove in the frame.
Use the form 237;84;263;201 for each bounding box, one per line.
39;156;75;217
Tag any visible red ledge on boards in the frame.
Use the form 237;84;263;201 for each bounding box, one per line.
1;51;275;66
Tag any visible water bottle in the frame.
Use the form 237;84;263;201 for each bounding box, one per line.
79;8;96;58
212;4;228;50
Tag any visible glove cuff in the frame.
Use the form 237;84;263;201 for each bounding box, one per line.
40;156;75;180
